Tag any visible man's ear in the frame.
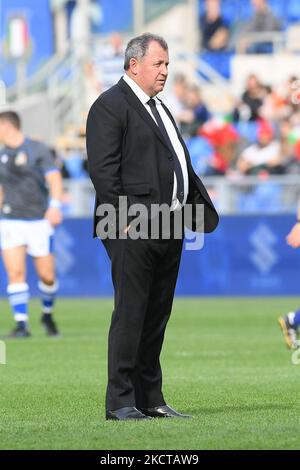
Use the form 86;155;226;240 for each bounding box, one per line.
129;58;139;76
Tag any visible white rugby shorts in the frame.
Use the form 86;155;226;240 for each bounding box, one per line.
0;219;55;257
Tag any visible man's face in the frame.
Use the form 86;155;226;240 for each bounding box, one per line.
252;0;265;11
131;41;169;97
206;0;220;16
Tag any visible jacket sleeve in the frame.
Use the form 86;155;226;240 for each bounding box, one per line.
86;98;124;207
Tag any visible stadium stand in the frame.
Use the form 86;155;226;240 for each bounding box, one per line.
1;0;300;217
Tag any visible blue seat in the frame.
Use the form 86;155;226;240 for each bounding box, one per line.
200;52;233;79
234;121;259;144
199;0;252;23
268;0;287;19
186;136;214;175
199;0;293;30
64;155;87;179
287;0;300;22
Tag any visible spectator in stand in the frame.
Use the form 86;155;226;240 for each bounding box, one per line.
96;32;125;91
233;74;264;122
281;76;300;116
84;61;102;108
259;85;280;121
280;118;300;174
241;0;281;53
237;120;284;175
166;74;189;124
178;85;210;137
200;0;229;51
87;32;125;97
279;119;296;166
200;117;239;175
84;32;125;108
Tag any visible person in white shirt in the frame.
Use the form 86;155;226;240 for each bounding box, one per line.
237;121;283;174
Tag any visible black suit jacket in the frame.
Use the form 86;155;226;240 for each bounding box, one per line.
86;77;219;236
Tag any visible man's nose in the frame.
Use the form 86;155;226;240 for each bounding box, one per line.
160;64;168;76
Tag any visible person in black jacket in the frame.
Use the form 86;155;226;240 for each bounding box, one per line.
200;0;229;51
86;33;218;421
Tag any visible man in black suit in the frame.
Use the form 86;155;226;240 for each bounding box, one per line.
86;33;218;421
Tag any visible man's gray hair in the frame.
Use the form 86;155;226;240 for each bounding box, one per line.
124;33;168;70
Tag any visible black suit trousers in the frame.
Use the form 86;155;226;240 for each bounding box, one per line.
102;234;183;411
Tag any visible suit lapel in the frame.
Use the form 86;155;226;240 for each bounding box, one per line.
118;78;195;178
117;78;170;151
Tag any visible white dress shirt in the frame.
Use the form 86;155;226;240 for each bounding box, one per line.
123;73;189;210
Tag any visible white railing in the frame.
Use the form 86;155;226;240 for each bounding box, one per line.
4;34;123;144
235;31;286;54
6;45;85;144
62;175;300;217
176;50;230;88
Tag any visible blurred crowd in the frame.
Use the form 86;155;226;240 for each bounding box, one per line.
53;0;300;182
200;0;283;54
54;70;300;181
167;72;300;179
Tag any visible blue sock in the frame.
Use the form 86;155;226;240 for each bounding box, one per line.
7;283;30;328
293;310;300;328
38;280;58;314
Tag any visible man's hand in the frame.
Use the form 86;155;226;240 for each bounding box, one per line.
287;222;300;248
45;171;63;227
123;224;131;234
45;207;63;227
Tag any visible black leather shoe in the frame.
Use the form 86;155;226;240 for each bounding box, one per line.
140;405;191;418
106;406;152;421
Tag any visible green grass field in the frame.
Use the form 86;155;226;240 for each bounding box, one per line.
0;297;299;450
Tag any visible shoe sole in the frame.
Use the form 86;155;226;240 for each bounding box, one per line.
3;333;31;339
106;415;151;421
142;412;191;418
278;317;294;349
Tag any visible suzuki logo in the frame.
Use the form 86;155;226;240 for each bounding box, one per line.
55;227;75;276
250;224;278;275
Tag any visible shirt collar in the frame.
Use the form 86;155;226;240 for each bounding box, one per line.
123;74;161;106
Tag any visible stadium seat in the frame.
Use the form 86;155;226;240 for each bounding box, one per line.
199;52;233;79
268;0;287;19
233;121;259;144
186;136;214;175
198;0;252;23
287;0;300;22
63;155;87;179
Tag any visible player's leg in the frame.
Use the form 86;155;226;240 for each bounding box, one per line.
27;219;60;337
33;254;60;337
278;311;299;349
2;245;31;337
292;310;300;330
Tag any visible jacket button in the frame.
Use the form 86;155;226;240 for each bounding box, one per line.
168;156;173;161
